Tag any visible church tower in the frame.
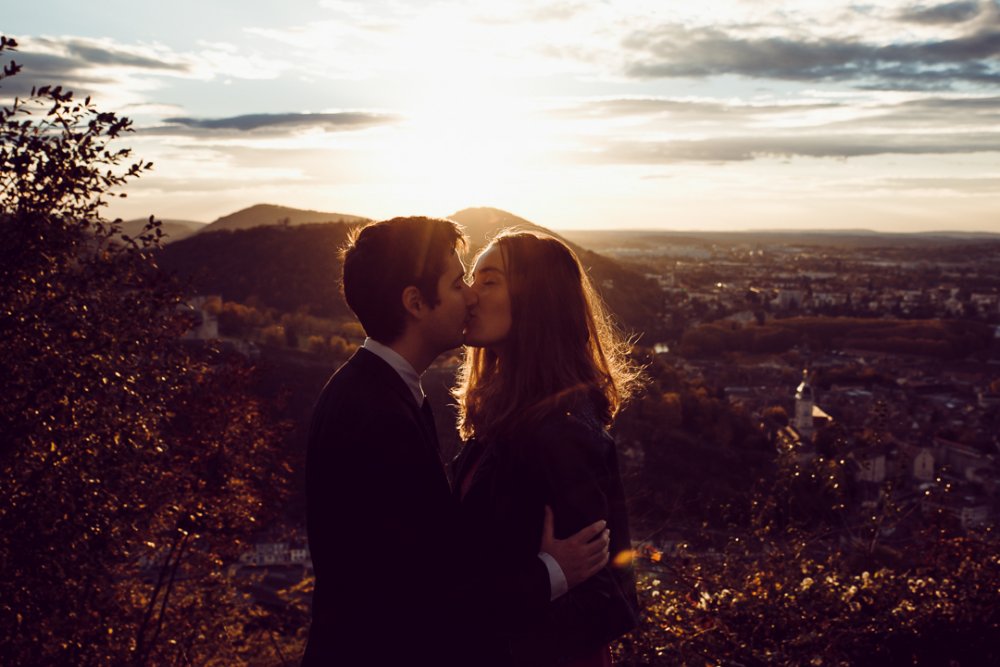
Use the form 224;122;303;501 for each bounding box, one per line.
794;369;814;438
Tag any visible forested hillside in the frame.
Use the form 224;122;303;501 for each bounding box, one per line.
159;214;669;338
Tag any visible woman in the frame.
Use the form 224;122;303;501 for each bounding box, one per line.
453;230;643;666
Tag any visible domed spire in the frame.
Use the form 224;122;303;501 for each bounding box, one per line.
796;368;813;401
795;369;814;437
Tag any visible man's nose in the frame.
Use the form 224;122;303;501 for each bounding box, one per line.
464;284;478;306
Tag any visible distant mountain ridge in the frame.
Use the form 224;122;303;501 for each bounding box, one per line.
144;202;1000;242
448;207;557;246
199;203;370;234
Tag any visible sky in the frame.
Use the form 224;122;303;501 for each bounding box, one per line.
4;0;1000;232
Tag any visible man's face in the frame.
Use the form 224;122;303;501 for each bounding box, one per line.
421;249;477;354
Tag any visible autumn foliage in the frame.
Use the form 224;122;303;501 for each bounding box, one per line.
0;36;292;665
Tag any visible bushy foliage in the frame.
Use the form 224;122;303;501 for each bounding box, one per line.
617;512;1000;666
615;352;773;535
0;37;289;665
613;437;1000;666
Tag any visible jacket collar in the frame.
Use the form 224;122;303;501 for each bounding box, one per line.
362;337;424;406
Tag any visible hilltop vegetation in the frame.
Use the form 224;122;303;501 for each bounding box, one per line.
160;222;357;319
0;39;290;665
198;203;369;234
158;212;669;339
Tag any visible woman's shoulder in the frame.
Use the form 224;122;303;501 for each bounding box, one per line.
540;395;608;434
537;408;601;436
515;402;613;461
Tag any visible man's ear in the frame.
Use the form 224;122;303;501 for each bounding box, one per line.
401;285;425;320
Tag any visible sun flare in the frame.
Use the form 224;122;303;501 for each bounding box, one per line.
378;91;547;210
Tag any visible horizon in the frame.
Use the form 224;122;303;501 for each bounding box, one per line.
6;1;1000;233
135;203;1000;237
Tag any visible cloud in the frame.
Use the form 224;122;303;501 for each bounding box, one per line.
541;89;1000;165
881;176;1000;192
550;97;842;121
872;94;1000;125
566;91;1000;162
1;34;289;105
59;40;189;71
151;111;400;136
593;130;1000;163
9;36;188;82
897;1;982;25
622;5;1000;89
0;36;192;105
473;0;590;24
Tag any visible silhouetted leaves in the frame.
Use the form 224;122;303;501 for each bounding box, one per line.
0;36;290;665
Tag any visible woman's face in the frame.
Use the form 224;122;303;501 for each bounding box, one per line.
464;244;512;350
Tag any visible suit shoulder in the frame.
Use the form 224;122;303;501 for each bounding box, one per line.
309;355;416;446
315;353;396;407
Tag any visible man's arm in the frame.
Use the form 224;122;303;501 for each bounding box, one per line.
539;505;610;598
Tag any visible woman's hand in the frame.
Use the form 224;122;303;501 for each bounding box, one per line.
539;505;610;590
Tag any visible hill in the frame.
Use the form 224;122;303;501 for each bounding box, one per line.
120;217;205;242
453;207;668;338
160;222;357;319
198;203;369;234
158;206;668;337
448;207;556;247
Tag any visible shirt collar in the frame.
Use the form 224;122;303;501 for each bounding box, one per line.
362;337;425;406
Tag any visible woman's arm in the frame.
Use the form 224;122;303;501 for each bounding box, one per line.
522;416;639;655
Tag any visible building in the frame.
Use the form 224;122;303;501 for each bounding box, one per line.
239;542;311;567
180;295;219;340
794;370;815;439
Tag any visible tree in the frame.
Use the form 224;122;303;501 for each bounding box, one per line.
0;36;291;665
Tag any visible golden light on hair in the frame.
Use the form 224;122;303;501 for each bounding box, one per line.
454;230;644;441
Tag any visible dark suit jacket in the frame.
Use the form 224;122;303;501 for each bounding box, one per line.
302;348;462;666
454;402;639;667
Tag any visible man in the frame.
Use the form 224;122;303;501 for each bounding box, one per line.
303;217;609;666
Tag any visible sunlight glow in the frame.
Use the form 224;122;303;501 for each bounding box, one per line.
371;17;561;212
12;0;998;231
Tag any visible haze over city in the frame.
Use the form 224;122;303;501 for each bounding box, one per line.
5;0;1000;232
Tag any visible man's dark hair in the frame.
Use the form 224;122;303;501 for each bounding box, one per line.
341;216;466;343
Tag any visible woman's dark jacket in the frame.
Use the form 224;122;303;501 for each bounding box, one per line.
453;403;638;666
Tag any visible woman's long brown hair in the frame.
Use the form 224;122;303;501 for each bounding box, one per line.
453;230;643;442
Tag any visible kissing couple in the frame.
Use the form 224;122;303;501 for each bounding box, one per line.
303;217;641;667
